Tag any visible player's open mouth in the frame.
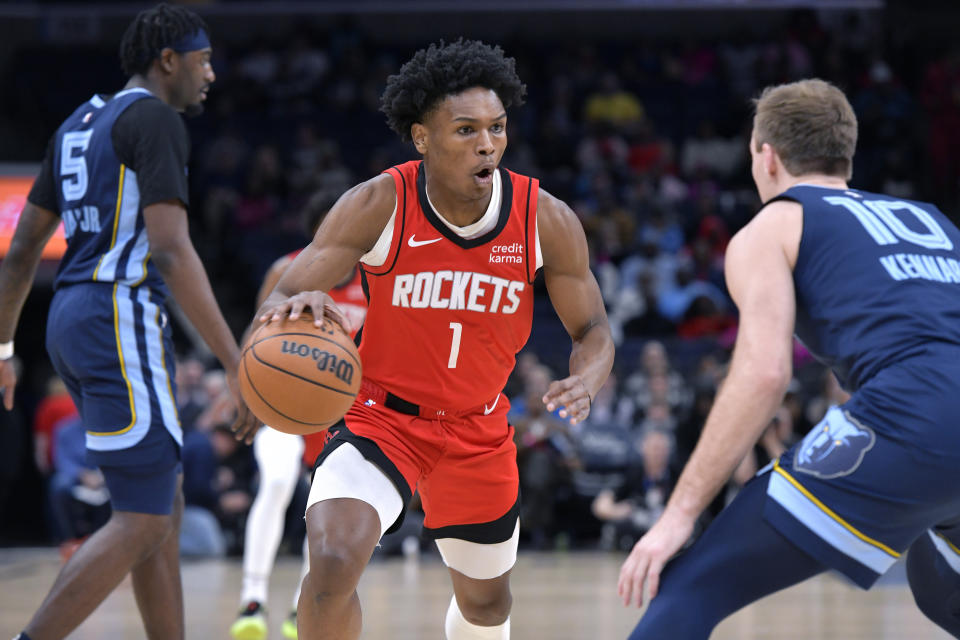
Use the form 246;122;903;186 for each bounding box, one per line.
474;168;494;184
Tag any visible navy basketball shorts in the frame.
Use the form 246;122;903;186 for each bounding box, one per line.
46;283;182;515
763;365;960;588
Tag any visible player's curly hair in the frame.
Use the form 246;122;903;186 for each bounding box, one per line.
380;39;526;141
119;3;209;77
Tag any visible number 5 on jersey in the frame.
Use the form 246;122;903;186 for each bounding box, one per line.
61;130;94;202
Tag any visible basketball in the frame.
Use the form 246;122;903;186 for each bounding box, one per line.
239;313;362;435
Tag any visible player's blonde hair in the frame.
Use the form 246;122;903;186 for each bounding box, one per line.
753;79;857;179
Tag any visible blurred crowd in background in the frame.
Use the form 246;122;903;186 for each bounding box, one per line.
1;6;958;558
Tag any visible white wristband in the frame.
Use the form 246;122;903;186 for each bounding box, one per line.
0;341;13;360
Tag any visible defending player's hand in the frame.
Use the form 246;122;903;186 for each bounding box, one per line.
542;374;591;425
259;290;347;331
617;509;694;609
226;370;260;444
0;358;16;410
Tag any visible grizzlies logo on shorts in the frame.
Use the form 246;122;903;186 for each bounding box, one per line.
795;406;875;480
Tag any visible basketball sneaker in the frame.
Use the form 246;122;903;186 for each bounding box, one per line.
230;601;267;640
281;610;298;639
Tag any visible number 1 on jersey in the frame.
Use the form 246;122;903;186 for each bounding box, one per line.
447;322;462;369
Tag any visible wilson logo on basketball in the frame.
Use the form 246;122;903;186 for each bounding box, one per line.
280;341;356;386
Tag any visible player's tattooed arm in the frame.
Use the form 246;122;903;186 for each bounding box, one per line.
537;189;614;425
257;174;396;328
0;202;60;409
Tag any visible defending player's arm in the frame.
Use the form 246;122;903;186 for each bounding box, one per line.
256;174;396;326
538;190;615;425
143;200;257;438
144;201;245;374
618;200;800;608
0;202;62;409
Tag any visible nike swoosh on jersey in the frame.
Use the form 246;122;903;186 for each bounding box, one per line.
408;235;443;247
483;393;501;415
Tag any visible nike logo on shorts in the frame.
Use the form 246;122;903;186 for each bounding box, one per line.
483;393;501;415
408;235;442;247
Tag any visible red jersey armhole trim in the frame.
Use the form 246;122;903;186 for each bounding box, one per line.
524;176;540;284
363;166;408;276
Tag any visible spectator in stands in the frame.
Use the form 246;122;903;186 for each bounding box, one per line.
181;423;257;557
623;341;689;416
674;385;714;466
680;120;744;180
193;369;234;433
592;429;675;551
32;376;77;476
180;426;226;558
616;268;676;339
175;356;208;434
584;72;645;127
657;260;729;326
511;365;581;549
48;416;110;554
637;401;677;439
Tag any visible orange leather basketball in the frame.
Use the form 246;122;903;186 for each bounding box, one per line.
239;314;361;435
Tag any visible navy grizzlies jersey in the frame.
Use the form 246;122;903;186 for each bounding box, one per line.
50;88;173;293
774;185;960;391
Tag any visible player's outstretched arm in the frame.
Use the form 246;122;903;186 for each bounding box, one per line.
0;202;61;409
618;200;801;609
256;174;396;327
538;189;615;425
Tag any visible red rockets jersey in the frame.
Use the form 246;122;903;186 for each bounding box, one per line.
359;161;539;411
287;250;367;338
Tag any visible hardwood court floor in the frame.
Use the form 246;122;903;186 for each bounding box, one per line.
0;548;951;639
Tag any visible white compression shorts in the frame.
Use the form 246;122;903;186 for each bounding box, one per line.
436;521;520;580
306;442;403;539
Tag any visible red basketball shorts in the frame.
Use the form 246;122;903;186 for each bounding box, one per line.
330;379;519;543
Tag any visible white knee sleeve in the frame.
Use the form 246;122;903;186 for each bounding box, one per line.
445;596;510;640
306;443;402;539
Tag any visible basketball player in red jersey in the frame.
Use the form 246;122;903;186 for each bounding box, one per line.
251;40;614;640
232;193;367;640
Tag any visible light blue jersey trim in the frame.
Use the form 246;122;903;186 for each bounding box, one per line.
94;167;140;282
86;284;152;450
137;288;182;445
767;470;898;575
929;531;960;576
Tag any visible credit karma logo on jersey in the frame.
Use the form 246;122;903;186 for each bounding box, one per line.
489;242;523;264
392;271;524;313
